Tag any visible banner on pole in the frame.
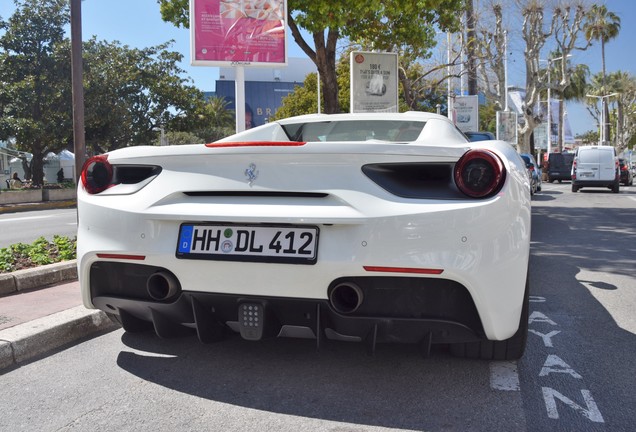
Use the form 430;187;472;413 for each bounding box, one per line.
453;95;479;132
496;111;518;145
350;51;399;113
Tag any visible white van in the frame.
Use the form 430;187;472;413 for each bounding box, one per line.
571;145;619;193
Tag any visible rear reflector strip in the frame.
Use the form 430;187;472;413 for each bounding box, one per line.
205;141;307;148
363;266;444;275
96;253;146;261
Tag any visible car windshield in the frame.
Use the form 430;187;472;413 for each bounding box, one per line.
282;120;427;142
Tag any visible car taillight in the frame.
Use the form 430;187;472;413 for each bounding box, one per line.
454;149;506;198
81;155;113;194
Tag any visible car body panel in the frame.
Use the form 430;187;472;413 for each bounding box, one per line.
619;158;634;186
571;146;619;191
77;112;531;348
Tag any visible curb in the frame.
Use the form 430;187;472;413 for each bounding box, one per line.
0;260;78;296
0;200;76;215
0;259;118;371
0;306;117;370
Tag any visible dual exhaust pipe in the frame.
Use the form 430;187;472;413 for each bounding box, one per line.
329;282;364;314
147;271;180;301
146;272;364;315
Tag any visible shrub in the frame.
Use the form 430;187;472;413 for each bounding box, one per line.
0;236;77;273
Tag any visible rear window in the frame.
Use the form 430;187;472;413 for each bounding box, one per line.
549;153;574;167
578;148;615;164
283;120;427;142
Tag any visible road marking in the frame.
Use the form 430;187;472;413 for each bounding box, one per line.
542;388;605;422
490;361;520;391
0;215;50;223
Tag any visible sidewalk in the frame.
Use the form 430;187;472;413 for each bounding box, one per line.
0;260;116;371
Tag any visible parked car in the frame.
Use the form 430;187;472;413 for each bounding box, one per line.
546;152;574;183
618;158;633;186
77;112;531;360
571;145;619;193
520;153;542;195
464;131;496;142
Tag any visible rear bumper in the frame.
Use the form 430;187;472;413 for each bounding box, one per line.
90;261;487;346
572;179;617;187
548;171;571;180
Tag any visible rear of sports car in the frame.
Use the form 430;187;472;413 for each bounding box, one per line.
78;114;531;359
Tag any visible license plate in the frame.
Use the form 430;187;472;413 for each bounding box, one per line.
176;223;319;264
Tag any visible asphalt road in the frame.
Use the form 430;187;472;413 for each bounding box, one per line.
1;182;635;431
0;208;78;248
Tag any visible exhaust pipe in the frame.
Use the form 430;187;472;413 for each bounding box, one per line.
329;282;364;314
147;271;181;301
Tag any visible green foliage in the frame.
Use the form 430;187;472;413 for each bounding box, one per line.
478;103;497;133
576;130;599;145
0;0;219;168
0;236;76;273
82;37;206;153
158;0;189;28
0;0;72;186
273;52;448;119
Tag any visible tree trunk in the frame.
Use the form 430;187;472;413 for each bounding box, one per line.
29;151;45;186
558;99;564;152
465;0;478;96
601;38;611;143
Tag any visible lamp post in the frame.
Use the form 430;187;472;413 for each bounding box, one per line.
540;55;571;155
585;93;619;145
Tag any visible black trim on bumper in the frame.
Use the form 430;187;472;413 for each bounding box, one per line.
90;261;486;347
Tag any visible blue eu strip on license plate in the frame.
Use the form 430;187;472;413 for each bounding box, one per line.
176;223;319;264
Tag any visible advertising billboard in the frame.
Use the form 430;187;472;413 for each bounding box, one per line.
190;0;287;67
350;52;398;113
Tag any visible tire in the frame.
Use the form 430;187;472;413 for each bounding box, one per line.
450;276;529;360
548;178;554;183
612;181;620;194
572;184;578;192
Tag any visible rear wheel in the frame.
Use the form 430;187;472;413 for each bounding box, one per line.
450;276;529;360
612;181;620;193
572;184;578;192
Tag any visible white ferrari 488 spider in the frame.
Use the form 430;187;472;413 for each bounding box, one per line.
78;112;531;359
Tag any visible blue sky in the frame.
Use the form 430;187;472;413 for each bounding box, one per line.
1;0;634;136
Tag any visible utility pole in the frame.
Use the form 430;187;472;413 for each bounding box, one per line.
70;0;85;182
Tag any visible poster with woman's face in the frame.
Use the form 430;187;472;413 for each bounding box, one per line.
191;0;287;66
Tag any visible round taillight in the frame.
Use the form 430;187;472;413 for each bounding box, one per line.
81;155;113;194
454;149;506;198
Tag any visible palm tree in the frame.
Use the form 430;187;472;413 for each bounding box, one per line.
584;5;621;143
558;64;590;151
